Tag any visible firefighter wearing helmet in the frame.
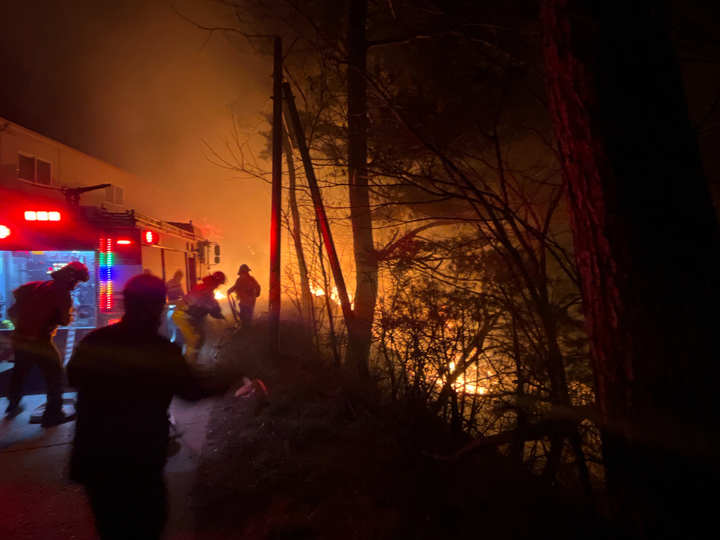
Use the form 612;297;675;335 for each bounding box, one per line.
4;261;90;427
171;271;226;364
227;264;261;329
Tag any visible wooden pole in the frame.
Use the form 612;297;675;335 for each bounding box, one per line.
282;117;317;339
269;36;283;358
282;82;355;325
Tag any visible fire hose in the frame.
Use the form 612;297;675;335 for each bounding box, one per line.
227;291;241;326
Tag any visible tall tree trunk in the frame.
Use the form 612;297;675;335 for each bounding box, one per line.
317;231;341;366
509;313;529;465
542;0;720;535
283;120;316;334
345;0;376;381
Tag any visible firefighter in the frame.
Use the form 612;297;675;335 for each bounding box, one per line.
172;271;226;364
67;274;230;540
227;264;261;329
3;261;90;427
165;270;184;303
160;270;185;343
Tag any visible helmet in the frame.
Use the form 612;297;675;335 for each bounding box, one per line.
52;261;90;283
211;271;226;285
238;264;251;274
66;262;90;282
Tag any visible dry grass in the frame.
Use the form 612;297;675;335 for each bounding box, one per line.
192;319;609;540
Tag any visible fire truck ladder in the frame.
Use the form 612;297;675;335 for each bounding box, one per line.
132;210;196;241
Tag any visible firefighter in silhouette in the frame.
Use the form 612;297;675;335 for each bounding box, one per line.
4;261;90;427
227;264;261;329
172;271;226;363
165;270;184;303
159;270;184;344
67;274;230;540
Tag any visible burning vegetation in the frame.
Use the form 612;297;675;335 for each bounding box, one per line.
2;0;719;537
212;0;599;495
201;0;720;536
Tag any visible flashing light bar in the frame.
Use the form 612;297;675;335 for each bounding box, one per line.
99;238;114;312
116;239;132;245
143;230;160;245
0;225;10;239
25;211;61;221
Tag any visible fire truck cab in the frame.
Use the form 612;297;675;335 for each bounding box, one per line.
0;119;213;363
0;192;208;361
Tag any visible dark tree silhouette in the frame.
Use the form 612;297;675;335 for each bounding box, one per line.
542;0;720;535
345;0;376;381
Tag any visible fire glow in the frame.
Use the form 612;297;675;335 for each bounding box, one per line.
309;282;353;306
446;356;488;396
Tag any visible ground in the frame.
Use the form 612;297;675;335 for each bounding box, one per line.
0;321;608;539
192;323;606;539
0;391;215;540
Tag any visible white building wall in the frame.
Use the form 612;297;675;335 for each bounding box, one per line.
0;118;158;215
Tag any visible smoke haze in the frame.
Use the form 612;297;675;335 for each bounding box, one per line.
0;0;274;308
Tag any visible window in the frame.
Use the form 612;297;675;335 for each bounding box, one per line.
105;184;124;205
36;160;51;185
18;154;35;181
17;153;52;185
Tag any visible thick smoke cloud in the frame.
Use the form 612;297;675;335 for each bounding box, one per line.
0;0;273;307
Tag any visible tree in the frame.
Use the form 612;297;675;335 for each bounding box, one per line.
345;0;376;380
542;0;720;535
215;1;598;485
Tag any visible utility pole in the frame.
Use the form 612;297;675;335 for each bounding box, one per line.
283;82;354;325
269;36;283;359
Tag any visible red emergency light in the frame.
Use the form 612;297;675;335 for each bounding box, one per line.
143;230;160;245
116;239;132;245
25;211;61;221
0;225;10;239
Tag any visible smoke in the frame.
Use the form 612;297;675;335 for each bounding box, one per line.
0;0;274;310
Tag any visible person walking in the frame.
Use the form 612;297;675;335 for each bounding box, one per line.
171;271;226;364
165;270;184;303
227;264;261;329
67;273;230;540
3;261;89;427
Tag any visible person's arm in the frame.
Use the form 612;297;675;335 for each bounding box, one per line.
254;278;261;297
59;290;73;327
227;277;240;296
209;301;225;319
205;291;225;319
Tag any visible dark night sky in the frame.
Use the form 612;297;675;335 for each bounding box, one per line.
0;0;274;297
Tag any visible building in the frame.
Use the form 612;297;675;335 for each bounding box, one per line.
0;118;211;360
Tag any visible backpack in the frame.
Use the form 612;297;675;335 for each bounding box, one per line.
7;281;44;326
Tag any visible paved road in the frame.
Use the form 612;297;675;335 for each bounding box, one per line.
0;391;215;540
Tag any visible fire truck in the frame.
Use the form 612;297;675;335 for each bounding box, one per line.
0;187;214;362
